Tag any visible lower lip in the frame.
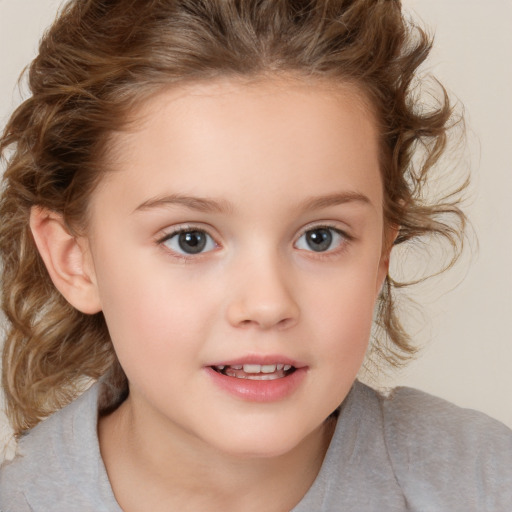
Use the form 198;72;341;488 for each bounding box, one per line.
205;367;307;402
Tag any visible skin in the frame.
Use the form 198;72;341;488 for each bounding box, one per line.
32;78;393;511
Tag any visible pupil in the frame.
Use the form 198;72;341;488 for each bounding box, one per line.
306;229;332;252
178;231;207;254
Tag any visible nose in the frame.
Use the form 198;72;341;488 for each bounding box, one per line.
225;254;300;330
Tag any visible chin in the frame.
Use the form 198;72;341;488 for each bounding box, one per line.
206;421;324;461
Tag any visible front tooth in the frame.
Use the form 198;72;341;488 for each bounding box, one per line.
261;364;277;373
246;373;281;381
243;364;261;373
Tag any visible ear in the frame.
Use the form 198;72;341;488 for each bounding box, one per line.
376;223;399;296
30;206;102;314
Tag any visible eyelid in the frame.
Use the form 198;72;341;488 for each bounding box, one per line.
156;223;209;241
156;223;220;258
295;222;353;241
294;223;354;254
154;221;353;260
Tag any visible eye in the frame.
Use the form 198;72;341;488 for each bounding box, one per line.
295;226;346;253
161;229;217;255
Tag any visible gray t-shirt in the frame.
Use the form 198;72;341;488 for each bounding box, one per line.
1;380;511;511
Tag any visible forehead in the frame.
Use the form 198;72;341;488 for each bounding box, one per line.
94;77;382;216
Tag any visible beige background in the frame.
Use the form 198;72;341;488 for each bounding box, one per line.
1;0;511;454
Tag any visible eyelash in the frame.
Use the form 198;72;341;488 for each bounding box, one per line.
295;224;353;258
156;223;353;260
156;225;219;260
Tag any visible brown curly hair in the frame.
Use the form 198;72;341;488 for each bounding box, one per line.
0;0;466;436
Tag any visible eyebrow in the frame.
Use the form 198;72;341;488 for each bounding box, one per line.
133;191;372;215
298;192;372;211
134;194;233;214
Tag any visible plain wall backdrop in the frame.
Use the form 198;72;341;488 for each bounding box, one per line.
1;0;511;454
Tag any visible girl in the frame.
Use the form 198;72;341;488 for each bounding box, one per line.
0;0;511;510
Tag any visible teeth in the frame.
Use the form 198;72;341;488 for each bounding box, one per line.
243;364;262;373
213;363;295;375
242;364;287;373
246;373;281;381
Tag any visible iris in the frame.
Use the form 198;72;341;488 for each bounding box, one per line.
305;228;333;252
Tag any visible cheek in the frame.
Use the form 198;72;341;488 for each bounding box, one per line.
93;251;217;368
306;265;379;360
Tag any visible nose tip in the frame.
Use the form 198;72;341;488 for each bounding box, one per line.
230;305;299;331
225;268;300;331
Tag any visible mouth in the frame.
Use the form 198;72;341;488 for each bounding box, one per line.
210;363;296;381
206;358;307;401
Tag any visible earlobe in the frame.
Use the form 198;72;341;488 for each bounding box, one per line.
29;206;102;314
376;255;390;298
376;224;399;297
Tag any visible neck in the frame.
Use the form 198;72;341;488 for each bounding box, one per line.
98;394;336;512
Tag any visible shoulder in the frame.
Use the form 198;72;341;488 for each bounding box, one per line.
380;385;512;511
0;382;117;512
381;386;512;461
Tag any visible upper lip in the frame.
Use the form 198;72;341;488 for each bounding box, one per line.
207;354;307;368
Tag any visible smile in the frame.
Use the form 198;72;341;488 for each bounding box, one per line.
206;359;306;402
211;363;295;380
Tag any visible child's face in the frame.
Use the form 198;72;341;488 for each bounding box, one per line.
84;78;389;457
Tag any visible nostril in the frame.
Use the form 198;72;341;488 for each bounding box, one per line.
277;317;295;329
225;293;300;330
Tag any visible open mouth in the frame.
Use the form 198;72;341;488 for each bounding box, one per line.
210;363;296;381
